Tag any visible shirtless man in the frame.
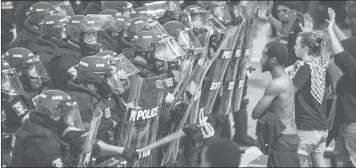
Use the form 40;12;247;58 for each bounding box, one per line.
252;41;300;167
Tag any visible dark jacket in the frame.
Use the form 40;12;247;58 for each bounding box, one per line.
7;19;41;50
29;37;58;75
97;30;121;53
256;112;286;155
66;89;122;144
49;40;82;91
11;112;62;167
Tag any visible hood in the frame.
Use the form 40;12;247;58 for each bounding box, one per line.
23;19;41;36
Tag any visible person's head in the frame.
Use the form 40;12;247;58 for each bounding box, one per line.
200;137;241;167
34;89;84;131
3;48;50;90
40;14;69;40
294;31;325;60
74;56;124;96
26;2;60;26
275;1;302;20
99;9;122;37
260;41;288;72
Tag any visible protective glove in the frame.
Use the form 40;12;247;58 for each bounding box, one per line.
122;147;139;162
182;124;204;144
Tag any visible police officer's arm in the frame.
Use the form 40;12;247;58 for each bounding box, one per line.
94;140;125;156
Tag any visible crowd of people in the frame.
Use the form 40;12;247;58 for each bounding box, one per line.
1;0;355;168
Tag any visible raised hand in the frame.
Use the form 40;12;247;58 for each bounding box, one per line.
326;8;336;30
299;13;313;32
266;0;273;16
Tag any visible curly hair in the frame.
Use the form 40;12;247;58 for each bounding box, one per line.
297;30;326;56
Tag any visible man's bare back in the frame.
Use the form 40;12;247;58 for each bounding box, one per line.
268;74;297;134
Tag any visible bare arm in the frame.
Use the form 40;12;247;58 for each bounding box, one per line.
267;15;282;32
333;22;347;41
327;8;345;55
252;81;281;120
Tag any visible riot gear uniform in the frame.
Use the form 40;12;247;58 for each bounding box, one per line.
50;14;110;91
65;56;123;147
7;2;59;50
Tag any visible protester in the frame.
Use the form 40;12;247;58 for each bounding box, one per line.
253;41;299;167
327;7;356;167
287;28;330;166
267;1;304;67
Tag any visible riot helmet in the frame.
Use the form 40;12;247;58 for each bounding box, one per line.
1;58;25;95
182;5;210;34
163;21;204;55
65;15;85;42
34;89;84;131
114;15;131;33
40;14;69;39
79;14;114;56
95;50;119;65
49;1;75;16
26;2;60;26
144;1;182;24
3;48;50;90
74;56;125;95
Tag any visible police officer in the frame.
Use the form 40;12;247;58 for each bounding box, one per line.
7;2;60;50
29;14;69;78
3;47;50;111
65;56;123;147
11;89;139;167
50;14;106;91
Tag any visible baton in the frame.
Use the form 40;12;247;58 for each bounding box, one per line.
137;130;186;153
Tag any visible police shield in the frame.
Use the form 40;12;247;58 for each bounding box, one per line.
77;107;103;167
216;23;247;116
231;9;258;113
116;74;167;167
199;26;243;116
55;1;75;16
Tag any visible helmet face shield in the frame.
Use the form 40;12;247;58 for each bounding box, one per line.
155;36;187;61
82;14;114;32
26;55;50;81
83;31;98;45
107;66;125;94
183;10;209;29
61;101;84;131
211;4;232;23
176;29;203;52
1;68;25;95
